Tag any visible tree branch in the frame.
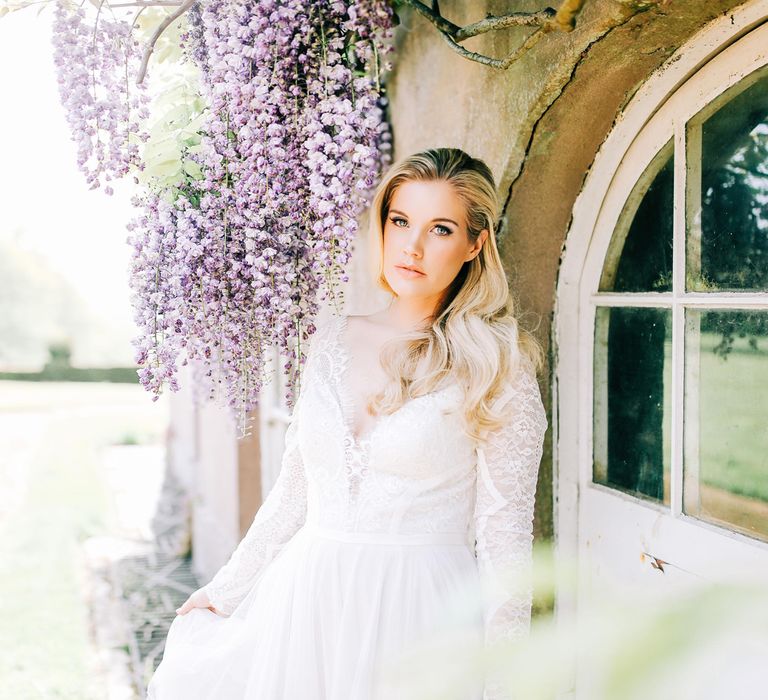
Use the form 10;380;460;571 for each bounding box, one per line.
403;0;461;36
399;0;588;70
455;10;559;41
135;0;195;85
110;1;185;6
439;21;552;70
554;0;589;32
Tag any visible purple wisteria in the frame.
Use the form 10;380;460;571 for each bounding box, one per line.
51;1;149;194
125;0;394;435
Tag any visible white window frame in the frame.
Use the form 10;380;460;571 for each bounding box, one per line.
554;0;768;629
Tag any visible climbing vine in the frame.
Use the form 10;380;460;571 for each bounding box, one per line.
2;0;610;436
41;0;395;436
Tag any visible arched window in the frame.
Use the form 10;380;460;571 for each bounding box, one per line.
556;11;768;598
596;61;768;539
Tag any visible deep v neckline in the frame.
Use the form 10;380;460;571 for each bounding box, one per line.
334;313;388;450
332;313;458;452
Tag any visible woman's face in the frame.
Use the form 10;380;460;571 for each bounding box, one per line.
381;179;488;305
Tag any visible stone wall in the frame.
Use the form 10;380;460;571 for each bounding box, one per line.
384;0;750;539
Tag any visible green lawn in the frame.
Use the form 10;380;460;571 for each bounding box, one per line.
0;381;169;700
696;335;768;502
661;334;768;502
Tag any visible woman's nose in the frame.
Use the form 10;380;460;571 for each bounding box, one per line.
403;229;424;257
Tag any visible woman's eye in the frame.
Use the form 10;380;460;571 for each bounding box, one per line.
388;217;452;236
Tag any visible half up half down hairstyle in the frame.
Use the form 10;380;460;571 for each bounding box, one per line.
365;147;545;446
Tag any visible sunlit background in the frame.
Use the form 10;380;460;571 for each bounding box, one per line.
0;7;136;370
2;4;767;700
0;8;170;699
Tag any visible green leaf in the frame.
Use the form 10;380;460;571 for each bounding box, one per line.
181;134;203;148
143;139;182;164
182;160;203;179
160;104;193;128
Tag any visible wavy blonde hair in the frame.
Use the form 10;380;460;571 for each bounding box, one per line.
364;147;545;446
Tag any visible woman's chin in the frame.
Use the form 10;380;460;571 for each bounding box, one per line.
388;283;426;299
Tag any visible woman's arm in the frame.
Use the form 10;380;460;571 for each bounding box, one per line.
474;356;548;699
201;406;308;617
188;319;331;618
203;403;307;615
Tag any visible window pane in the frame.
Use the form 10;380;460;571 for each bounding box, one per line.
686;66;768;291
593;307;671;503
684;309;768;541
599;140;673;292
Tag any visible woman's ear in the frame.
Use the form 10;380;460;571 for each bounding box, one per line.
466;229;489;261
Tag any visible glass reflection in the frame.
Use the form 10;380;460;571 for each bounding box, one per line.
600;141;673;293
687;67;768;291
593;307;671;503
684;309;768;541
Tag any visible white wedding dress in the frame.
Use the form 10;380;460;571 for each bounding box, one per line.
146;312;547;700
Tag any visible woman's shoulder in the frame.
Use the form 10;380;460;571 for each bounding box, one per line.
302;310;378;354
344;310;391;331
297;312;342;362
311;310;348;335
492;352;544;412
315;309;377;331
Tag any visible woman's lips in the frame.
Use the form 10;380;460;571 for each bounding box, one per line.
395;265;426;278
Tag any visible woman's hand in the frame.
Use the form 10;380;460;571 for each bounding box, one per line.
176;587;223;616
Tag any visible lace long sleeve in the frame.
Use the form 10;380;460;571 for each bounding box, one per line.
474;357;548;700
202;400;308;617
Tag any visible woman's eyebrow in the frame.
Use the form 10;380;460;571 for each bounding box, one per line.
389;209;459;226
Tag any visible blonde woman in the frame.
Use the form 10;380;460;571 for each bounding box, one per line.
147;148;548;700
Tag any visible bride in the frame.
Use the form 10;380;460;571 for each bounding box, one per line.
146;147;547;700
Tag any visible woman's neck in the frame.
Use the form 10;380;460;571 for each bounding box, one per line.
376;298;437;332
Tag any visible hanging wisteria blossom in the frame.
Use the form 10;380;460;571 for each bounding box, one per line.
51;0;150;194
123;0;395;436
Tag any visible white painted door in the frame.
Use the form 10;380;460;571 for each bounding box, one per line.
555;7;768;697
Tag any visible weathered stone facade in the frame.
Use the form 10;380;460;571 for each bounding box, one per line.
382;0;752;540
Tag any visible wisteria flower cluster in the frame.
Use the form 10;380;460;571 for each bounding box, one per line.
51;0;150;194
125;0;394;435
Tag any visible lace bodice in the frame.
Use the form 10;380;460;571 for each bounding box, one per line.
202;312;548;699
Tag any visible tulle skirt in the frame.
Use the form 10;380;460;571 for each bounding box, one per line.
146;521;487;700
